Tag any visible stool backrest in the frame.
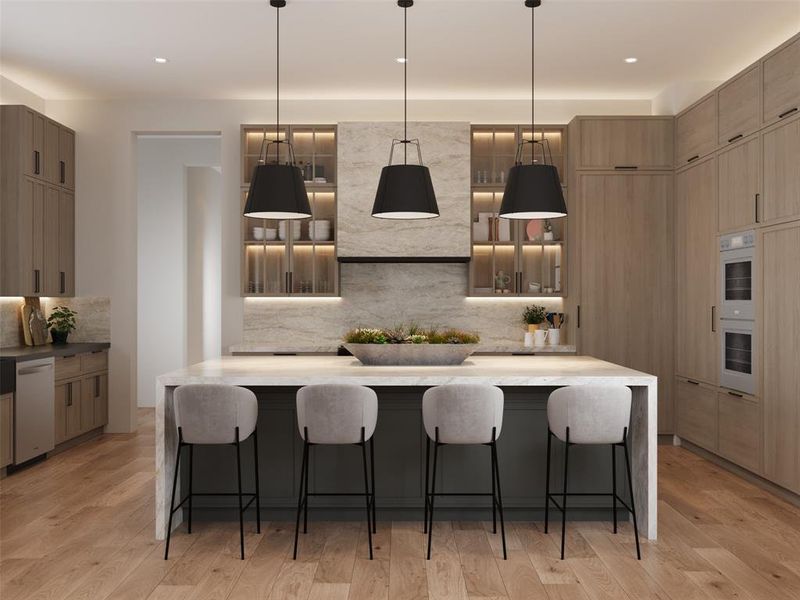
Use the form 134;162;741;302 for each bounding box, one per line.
547;385;631;444
174;384;258;444
422;384;504;444
296;384;378;444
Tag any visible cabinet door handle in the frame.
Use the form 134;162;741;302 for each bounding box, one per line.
60;271;65;294
727;134;743;143
711;305;716;332
60;160;65;184
34;269;40;293
778;107;798;119
755;193;760;224
614;165;638;170
728;390;744;398
687;155;700;163
577;305;581;329
95;376;100;397
687;379;700;386
66;383;72;407
34;150;40;174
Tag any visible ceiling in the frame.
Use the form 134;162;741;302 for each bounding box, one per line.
1;0;799;101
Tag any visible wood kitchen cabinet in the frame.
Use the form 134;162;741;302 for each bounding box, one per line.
718;64;761;146
1;105;76;297
761;114;800;224
762;35;800;125
675;378;718;452
717;134;760;232
761;221;800;494
577;172;674;433
718;391;761;474
570;117;673;170
0;393;13;469
675;156;718;386
54;350;108;446
54;379;82;444
82;373;108;429
675;94;717;166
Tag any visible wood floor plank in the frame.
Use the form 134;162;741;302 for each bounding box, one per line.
388;522;427;600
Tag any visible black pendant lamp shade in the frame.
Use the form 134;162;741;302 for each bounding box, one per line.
243;0;311;220
500;0;567;220
371;0;439;220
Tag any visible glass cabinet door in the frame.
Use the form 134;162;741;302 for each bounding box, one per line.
471;191;519;294
520;127;566;182
242;126;288;185
472;126;517;186
242;190;288;295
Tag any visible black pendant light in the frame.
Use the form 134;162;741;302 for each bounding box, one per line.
244;0;311;220
499;0;567;220
372;0;439;220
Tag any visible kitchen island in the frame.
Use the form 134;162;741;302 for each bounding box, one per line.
155;355;657;540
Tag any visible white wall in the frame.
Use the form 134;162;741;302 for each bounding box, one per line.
136;136;221;408
0;75;45;112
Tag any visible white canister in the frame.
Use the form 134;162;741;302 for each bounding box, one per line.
524;332;534;347
533;329;548;346
548;329;561;345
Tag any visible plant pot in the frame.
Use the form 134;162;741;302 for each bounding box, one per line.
343;343;478;366
51;329;69;345
527;324;540;333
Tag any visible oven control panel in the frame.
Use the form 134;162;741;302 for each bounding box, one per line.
720;230;755;251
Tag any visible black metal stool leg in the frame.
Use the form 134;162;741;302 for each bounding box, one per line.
293;435;309;560
423;437;430;534
426;429;440;560
622;427;642;560
491;440;497;535
164;431;183;560
360;428;374;560
544;429;552;534
560;427;570;560
253;429;261;534
303;441;310;534
235;427;245;560
611;443;618;534
491;429;507;560
187;443;193;534
370;436;377;534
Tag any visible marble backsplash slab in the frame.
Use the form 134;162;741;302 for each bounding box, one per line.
0;297;111;347
243;263;563;348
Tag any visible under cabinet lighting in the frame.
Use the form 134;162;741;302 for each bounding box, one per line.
396;57;408;63
154;57;169;64
624;57;638;64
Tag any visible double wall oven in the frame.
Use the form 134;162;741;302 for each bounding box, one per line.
719;231;756;395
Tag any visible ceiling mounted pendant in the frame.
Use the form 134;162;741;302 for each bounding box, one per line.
244;0;311;220
499;0;567;220
372;0;439;220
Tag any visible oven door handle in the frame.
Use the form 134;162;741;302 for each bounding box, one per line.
711;305;716;333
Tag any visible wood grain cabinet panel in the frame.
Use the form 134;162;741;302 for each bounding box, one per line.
763;36;800;124
43;186;61;296
717;135;760;232
58;190;75;296
54;383;67;445
676;379;718;451
578;173;674;433
675;157;718;385
81;350;107;375
44;119;60;185
0;393;13;468
1;177;38;296
718;65;761;145
64;379;81;441
718;392;761;474
762;222;800;494
676;95;717;166
20;107;46;179
575;118;673;170
761;115;800;223
58;128;75;190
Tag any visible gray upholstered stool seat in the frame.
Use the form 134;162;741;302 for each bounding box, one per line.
422;384;507;560
293;384;378;560
165;384;261;561
544;385;640;560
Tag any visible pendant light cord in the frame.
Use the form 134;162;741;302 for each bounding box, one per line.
531;3;534;134
276;4;280;138
404;3;408;164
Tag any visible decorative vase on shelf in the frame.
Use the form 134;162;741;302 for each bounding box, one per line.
527;324;539;333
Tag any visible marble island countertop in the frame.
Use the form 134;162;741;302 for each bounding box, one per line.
157;354;652;387
228;343;577;355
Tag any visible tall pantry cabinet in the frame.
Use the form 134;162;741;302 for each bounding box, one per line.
0;105;75;297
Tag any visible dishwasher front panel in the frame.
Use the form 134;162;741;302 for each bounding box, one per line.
15;357;55;463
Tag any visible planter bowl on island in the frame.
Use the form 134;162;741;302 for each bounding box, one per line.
344;343;478;366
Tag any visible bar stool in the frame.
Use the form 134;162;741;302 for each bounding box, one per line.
544;385;641;560
293;384;378;560
165;384;261;560
422;384;507;560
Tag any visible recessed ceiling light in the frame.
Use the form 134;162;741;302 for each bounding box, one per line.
624;57;638;64
396;57;408;63
154;57;169;64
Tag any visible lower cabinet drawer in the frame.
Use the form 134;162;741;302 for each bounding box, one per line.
718;392;761;473
81;350;108;374
55;355;82;381
676;378;718;451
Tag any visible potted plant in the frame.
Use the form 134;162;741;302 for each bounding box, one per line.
47;306;77;345
343;325;480;366
523;305;546;333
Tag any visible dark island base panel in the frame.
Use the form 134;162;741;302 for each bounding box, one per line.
182;387;631;523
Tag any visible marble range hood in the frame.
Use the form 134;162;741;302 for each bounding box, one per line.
336;122;472;263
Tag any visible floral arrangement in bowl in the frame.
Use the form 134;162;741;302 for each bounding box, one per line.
343;325;480;366
344;324;479;345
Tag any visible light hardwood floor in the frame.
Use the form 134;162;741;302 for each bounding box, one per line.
3;409;800;600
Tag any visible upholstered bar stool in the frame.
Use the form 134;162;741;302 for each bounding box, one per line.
422;384;507;560
293;384;378;560
544;385;641;560
165;384;261;561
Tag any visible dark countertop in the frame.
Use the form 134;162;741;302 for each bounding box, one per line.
0;342;110;362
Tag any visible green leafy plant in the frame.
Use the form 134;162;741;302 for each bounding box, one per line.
47;306;77;333
522;305;547;325
344;325;479;345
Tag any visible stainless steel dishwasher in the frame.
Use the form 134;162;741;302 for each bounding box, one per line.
15;357;55;463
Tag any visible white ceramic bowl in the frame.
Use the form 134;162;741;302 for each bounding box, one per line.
264;228;278;241
252;227;265;241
